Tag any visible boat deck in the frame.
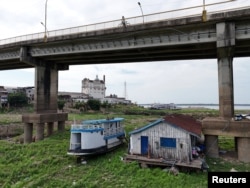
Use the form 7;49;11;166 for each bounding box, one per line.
123;154;205;170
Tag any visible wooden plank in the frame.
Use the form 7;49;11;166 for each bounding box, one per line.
124;154;202;169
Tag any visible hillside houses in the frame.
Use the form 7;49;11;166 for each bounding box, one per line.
1;74;131;106
0;86;35;106
0;86;8;106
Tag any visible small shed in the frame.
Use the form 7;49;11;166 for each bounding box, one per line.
128;114;202;163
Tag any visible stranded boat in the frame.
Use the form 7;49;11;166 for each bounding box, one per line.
67;117;126;156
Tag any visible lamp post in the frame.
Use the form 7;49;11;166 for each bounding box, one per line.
138;2;144;24
42;0;48;42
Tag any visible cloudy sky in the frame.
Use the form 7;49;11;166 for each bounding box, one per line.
0;0;250;104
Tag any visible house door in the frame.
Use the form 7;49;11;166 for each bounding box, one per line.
141;136;148;155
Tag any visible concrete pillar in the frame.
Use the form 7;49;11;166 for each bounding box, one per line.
58;121;65;131
36;123;45;141
237;137;250;163
21;48;68;144
205;135;219;158
216;22;235;118
24;123;33;144
47;122;54;136
35;65;58;113
234;137;237;152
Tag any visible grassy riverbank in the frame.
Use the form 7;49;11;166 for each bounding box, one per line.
0;107;250;187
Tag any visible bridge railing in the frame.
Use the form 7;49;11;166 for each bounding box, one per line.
0;4;249;46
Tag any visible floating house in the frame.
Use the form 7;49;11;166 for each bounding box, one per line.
126;114;206;169
68;117;126;156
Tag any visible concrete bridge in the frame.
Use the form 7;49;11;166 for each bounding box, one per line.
1;6;250;162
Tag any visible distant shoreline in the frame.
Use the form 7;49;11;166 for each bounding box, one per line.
177;104;250;106
140;103;250;106
139;104;250;110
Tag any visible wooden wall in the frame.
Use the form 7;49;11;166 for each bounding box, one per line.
129;122;193;162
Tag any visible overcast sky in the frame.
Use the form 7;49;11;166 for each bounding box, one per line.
0;0;250;104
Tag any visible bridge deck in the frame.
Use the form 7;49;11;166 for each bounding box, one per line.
1;8;250;70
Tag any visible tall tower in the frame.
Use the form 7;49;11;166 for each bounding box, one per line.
124;81;127;99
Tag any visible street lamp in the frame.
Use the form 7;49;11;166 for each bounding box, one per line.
42;0;48;42
138;2;144;24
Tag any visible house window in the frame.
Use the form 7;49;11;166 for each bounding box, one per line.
160;137;176;148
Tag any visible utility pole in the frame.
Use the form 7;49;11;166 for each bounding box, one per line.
124;81;127;99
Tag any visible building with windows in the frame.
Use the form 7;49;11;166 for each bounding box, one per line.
0;86;8;106
82;75;106;100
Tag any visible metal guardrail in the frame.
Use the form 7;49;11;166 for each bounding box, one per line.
0;3;249;46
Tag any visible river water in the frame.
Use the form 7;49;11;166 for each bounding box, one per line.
177;104;250;110
140;104;250;110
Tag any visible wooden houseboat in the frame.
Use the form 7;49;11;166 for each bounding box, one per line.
67;117;126;156
125;114;208;170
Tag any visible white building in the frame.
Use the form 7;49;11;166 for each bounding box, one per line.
104;94;131;104
81;75;106;100
0;86;8;105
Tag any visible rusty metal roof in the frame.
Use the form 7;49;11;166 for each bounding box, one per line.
129;114;201;137
164;114;202;137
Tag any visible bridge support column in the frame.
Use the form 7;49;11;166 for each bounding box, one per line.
47;122;54;136
237;137;250;163
217;56;234;118
216;22;235;118
35;65;58;113
24;123;33;144
58;121;65;131
21;48;68;143
36;123;45;141
202;22;240;160
205;135;219;158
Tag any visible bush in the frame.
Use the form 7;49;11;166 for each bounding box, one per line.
87;99;101;111
57;100;65;110
8;93;28;107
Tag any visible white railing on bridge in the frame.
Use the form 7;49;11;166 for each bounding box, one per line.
0;4;249;46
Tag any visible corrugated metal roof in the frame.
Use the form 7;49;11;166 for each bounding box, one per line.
129;114;201;137
129;119;164;135
164;114;201;137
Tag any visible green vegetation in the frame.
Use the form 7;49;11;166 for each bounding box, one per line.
0;106;250;187
58;100;66;111
87;99;101;111
8;93;28;107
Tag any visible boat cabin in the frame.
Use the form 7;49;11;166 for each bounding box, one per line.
68;117;125;156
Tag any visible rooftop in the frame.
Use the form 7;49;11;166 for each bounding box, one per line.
164;114;202;137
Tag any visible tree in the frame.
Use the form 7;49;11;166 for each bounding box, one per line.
74;101;87;112
58;100;65;111
8;93;28;107
101;101;111;108
87;99;101;111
